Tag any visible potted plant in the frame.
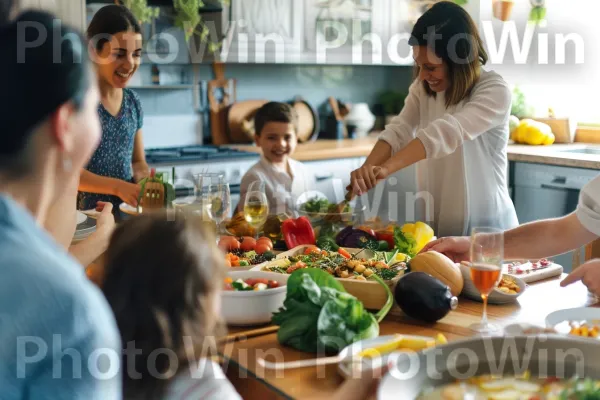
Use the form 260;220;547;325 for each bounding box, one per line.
120;0;160;25
377;91;407;125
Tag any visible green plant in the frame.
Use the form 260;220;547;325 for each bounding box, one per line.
511;86;534;118
121;0;160;25
173;0;229;48
378;91;406;115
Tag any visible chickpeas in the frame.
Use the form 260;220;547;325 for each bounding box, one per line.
363;268;374;277
354;264;366;274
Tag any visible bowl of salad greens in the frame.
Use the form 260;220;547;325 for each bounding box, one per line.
296;195;366;228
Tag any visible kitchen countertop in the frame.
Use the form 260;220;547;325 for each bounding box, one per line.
229;136;600;169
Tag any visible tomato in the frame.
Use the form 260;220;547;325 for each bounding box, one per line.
255;242;271;255
245;278;268;286
267;280;280;288
219;236;241;252
256;237;274;250
240;237;256;252
376;231;395;250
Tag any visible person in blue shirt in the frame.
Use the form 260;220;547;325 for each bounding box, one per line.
0;10;122;398
77;5;150;216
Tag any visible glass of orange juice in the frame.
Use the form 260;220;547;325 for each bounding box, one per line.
469;227;504;333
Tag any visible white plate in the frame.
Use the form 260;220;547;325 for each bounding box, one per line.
545;307;600;334
458;263;527;304
337;334;434;379
76;211;87;225
120;202;139;216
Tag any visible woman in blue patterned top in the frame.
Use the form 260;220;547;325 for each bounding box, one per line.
78;5;150;215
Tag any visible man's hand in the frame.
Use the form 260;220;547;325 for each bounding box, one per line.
94;202;115;238
561;258;600;296
419;236;472;263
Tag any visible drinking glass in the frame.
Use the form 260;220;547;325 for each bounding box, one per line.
206;182;231;235
469;227;504;333
243;181;269;239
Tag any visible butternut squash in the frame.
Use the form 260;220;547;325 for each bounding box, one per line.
407;251;464;296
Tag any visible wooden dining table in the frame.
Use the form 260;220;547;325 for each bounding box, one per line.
217;275;600;400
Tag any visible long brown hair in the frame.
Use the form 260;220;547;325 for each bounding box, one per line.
101;213;227;399
409;1;488;108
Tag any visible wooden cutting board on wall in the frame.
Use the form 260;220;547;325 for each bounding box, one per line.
208;62;236;145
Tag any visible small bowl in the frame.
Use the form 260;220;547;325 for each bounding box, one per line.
458;263;526;304
221;271;289;326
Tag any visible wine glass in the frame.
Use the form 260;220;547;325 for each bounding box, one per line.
469;227;504;333
206;182;231;235
243;181;269;239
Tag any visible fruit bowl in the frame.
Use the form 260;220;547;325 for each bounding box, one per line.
221;271;289;326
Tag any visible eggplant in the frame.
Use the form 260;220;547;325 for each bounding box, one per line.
394;272;458;323
335;226;377;249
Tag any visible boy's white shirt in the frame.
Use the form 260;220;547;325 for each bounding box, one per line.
239;156;316;216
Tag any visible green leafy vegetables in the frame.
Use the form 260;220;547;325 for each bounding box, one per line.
271;268;393;354
300;197;351;214
393;226;418;257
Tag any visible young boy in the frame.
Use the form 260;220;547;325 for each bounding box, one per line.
238;102;316;217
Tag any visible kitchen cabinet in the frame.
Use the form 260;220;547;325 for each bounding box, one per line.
304;157;363;202
222;1;304;64
17;0;87;32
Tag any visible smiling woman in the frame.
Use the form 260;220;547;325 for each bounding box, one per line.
350;0;518;238
77;4;150;217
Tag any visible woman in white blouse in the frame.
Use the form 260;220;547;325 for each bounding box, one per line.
351;1;518;237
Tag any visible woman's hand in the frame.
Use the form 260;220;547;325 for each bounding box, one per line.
349;165;389;196
561;259;600;296
419;236;471;263
115;181;141;206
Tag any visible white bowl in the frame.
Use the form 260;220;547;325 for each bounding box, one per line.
458;263;526;304
221;271;289;326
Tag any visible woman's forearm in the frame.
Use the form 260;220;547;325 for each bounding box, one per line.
78;169;121;196
380;138;426;174
69;231;110;267
364;140;393;166
504;212;597;260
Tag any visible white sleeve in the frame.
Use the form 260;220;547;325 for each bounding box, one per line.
576;174;600;236
377;80;421;154
415;75;511;159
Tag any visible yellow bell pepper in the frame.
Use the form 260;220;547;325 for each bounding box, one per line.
512;119;555;146
401;221;434;253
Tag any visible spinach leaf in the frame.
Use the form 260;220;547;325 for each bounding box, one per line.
271;268;383;354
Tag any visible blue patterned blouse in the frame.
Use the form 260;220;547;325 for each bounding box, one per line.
77;88;143;212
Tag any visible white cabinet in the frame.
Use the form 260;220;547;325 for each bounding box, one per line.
221;1;304;63
17;0;86;32
304;157;363;202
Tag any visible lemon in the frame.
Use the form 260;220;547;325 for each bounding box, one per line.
435;333;448;345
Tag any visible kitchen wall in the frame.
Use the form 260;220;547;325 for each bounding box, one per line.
132;63;414;148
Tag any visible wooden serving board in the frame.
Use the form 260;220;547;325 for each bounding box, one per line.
250;245;402;310
502;260;563;283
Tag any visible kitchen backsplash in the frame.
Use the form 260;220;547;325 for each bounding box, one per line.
132;63;414;148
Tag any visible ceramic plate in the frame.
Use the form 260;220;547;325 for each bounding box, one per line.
76;211;87;225
545;307;600;334
119;202;139;216
459;263;527;304
337;334;434;379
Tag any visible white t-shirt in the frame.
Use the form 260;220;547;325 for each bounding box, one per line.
577;174;600;236
162;359;242;400
378;69;519;237
239;156;316;217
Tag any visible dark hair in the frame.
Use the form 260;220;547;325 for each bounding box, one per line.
254;101;299;136
87;5;142;52
101;212;227;399
0;10;91;177
408;1;488;107
0;0;15;25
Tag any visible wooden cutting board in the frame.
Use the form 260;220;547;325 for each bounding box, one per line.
208;62;236;145
502;260;563;283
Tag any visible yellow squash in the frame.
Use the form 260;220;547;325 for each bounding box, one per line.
407;251;464;296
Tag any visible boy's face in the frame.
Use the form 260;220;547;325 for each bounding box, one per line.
255;122;297;164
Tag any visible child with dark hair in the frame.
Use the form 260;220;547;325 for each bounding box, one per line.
238;101;316;216
78;4;151;216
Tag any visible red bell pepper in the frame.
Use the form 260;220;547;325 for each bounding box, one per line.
282;217;316;249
